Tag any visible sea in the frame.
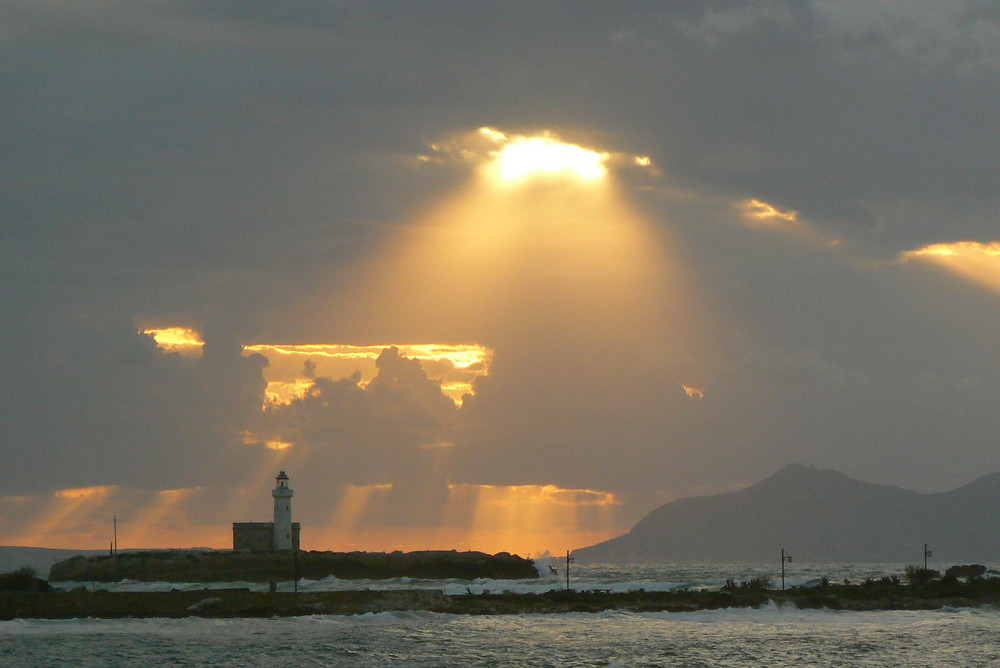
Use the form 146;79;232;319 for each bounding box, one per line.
5;561;1000;667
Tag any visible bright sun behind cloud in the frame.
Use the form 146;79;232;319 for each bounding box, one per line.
423;126;655;187
492;134;609;181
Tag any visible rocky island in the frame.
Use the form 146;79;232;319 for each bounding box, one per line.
48;549;539;583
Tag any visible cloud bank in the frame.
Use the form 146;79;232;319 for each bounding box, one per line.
3;1;1000;553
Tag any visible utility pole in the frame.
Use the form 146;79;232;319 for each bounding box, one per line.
113;515;118;556
781;548;793;590
924;543;932;571
566;550;574;591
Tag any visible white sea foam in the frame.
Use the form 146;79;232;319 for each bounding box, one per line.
50;561;988;594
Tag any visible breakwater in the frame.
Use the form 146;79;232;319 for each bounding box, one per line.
6;578;1000;620
48;550;538;583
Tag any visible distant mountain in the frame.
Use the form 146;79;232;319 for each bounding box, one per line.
574;464;1000;563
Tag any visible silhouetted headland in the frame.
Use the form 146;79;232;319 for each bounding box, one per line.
575;464;1000;563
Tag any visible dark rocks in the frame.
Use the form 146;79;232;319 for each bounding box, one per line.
48;549;538;583
10;579;1000;620
945;564;987;580
9;573;1000;620
0;567;50;593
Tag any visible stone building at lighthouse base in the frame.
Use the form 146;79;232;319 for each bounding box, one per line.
232;521;301;551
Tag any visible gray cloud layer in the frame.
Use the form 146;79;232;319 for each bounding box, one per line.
3;1;1000;537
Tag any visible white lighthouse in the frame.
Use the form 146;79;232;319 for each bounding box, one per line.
272;470;293;551
232;472;301;551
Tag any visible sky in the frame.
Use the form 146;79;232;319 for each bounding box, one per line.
3;1;1000;556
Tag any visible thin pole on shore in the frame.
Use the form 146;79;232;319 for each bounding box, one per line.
113;515;118;556
566;550;574;591
781;548;792;590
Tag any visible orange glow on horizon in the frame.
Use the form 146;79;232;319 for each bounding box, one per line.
304;525;620;558
5;486;121;550
308;481;623;555
1;480;624;556
122;488;200;549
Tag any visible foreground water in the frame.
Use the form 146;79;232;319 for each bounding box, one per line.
4;606;1000;666
6;563;1000;666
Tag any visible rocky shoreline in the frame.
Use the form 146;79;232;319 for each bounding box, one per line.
4;577;1000;620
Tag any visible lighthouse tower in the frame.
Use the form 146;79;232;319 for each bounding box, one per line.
272;470;293;550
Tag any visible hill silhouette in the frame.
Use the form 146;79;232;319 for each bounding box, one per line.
574;464;1000;563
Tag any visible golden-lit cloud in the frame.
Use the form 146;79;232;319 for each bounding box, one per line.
54;485;118;500
735;197;844;249
142;327;205;358
260;378;317;407
902;241;1000;294
682;384;705;399
243;342;493;406
245;342;490;369
265;439;294;450
738;198;799;224
240;431;298;455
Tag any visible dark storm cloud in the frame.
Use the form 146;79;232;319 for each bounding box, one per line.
3;0;1000;532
